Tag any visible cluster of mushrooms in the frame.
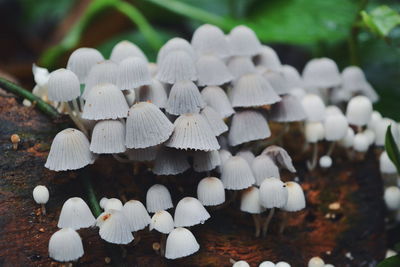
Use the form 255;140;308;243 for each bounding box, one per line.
28;22;394;265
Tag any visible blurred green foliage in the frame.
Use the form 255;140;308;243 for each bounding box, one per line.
19;0;75;24
361;5;400;37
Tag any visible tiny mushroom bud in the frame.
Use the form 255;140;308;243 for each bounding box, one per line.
48;228;84;262
259;178;288;209
99;197;109;209
305;122;325;143
240;187;264;214
10;134;20;150
275;262;291;267
221;156;255;190
319;155;333;168
33;185;49;215
380;151;397;175
384;186;400;210
174;197;210;227
324;114;348;141
165;227;200;259
308;257;325;267
259;261;276;267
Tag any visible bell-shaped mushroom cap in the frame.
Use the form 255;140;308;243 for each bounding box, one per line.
263;71;291;95
96;209;134;244
152;147;190;175
48;228;84;262
308;257;325;267
228;110;271;146
324;114;348;141
255;46;282;72
157;37;196;64
319;155;333;168
200;106;228;136
67;47;104;83
196;55;233;86
325;105;343;116
82;61;119;99
218;149;232;173
117;57;151;90
339;127;355;148
375;118;399;146
228;25;262;56
229;73;281;108
33;185;49;204
301;94;326;122
58;197;95;229
282;65;303;89
197;177;225;206
156;50;197;84
353;133;370;152
259;261;276;267
380;151;397;174
305;122;325;143
236;150;255;165
174;197;210;227
90;120;126;154
259;177;288;209
342;66;379;103
166;113;220;151
201;86;234;118
227;56;257;78
191;24;231;58
165;227;200;259
45;128;94;171
367;110;382;131
149;210;174;234
99;197;109;209
110;40;147;62
146;184;173;213
104;198;123;211
233;261;251;267
289;87;306;100
262;145;296;173
269;95;307;122
221;156;255;190
122;200;151;231
126;146;158;162
82;83;129;120
193;150;221;172
302;58;341;89
282;181;306;212
125;102;174;149
47;68;81;101
252;154;280;186
345;95;372;126
384;186;400;210
166;80;205;115
137;79;167;108
240;186;264;214
276;262;291;267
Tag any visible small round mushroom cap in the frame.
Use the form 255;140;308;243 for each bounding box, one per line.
45;128;94;171
363;128;376;145
122;200;151;231
228;110;271;146
301;94;326;122
156;50;197;84
339;127;355;148
137;79;167;108
259;261;276;267
380;151;397;174
228;25;262;56
282;65;303;89
325;105;343;116
33;185;49;204
374;118;399;146
99;197;109;209
201;86;234;118
345;96;372;126
221;156;255;190
259;177;288;209
196;55;233;86
269;94;306;122
166;80;205;115
261;145;296;173
82;61;118;99
58;197;96;229
200;106;228;136
282;181;306;212
90;120;126;154
117;57;152;90
302;58;341;89
110;40;147;62
240;187;264;214
191;24;231;58
82;83;129;120
193;150;221;172
384;186;400;210
152;147;190;175
236;150;255;166
229;73;281;108
305;122;325;143
125;102;174;149
252;154;280;186
197;177;225;206
254;45;282;71
96;209;134;244
149;210;174;234
32;64;49;87
165;227;200;259
174;197;210;227
319;155;332;168
275;262;291;267
353;133;370;152
146;184;173;213
308;257;325;267
342;66;378;103
324;114;348;141
227;56;257;78
48;228;84;262
104;198;123;211
127;146;159;162
67;47;104;83
233;261;250;267
157;38;196;64
47;68;80;102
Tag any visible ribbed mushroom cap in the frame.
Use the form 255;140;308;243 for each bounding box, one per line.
228;25;262;56
305;122;325;143
218;149;232;173
117;57;151;90
339;127;355;148
227;56;257;78
122;200;151;231
228;110;271;146
200;106;228;136
282;65;303;89
45;128;94;171
342;66;378;102
261;145;296;173
197;177;225;206
221;156;255;190
240;186;264;214
166;113;220;151
96;209;134;244
301;94;326;122
126;146;158;162
47;68;81;101
48;228;84;262
156;50;197;84
235;150;255;166
157;38;196;64
166;80;205;115
255;46;282;71
90;120;126;154
149;210;174;234
110;40;147;62
174;197;210;227
263;71;290;95
146;184;173;213
282;181;306;212
193;150;221;172
125;102;174;149
269;94;306;122
324;114;348;141
345;95;372;126
99;197;109;209
380;151;397;174
302;58;341;89
67;47;104;83
252;154;280;186
191;24;231;58
82;60;119;99
165;227;200;259
229;73;281;108
104;198;123;211
152;147;190;175
58;197;95;229
201;86;234;118
259;177;288;209
196;55;233;86
33;185;49;204
137;79;167;108
353;133;370;152
82;83;129;120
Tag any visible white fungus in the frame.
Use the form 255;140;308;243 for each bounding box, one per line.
302;58;341;89
193;150;221;172
122;200;151;231
165;227;200;259
259;261;276;267
228;25;262;56
380;151;397;174
196;55;233;86
104;198;123;211
305;122;325;143
110;40;147;63
137;79;168;109
201;86;235;118
353;133;370;152
236;149;255;166
67;47;104;83
58;197;96;229
156;50;197;84
33;185;49;204
157;38;196;64
262;146;296;173
197;177;225;206
282;181;306;212
259;178;288;209
48;228;84;262
275;262;291;267
191;24;231;58
166;80;205;115
319;155;333;168
252;154;280;186
150;210;174;234
47;68;81;102
384;186;400;210
269;95;307;122
308;257;325;267
227;56;257;78
339;127;355;148
174;197;210;227
117;56;151;90
232;261;250;267
324;114;348;141
301;94;326;122
90;120;126;154
345;95;373;126
221;156;255;190
240;187;264;214
146;184;173;213
200;106;228;136
96;209;134;244
255;46;282;71
82;61;119;99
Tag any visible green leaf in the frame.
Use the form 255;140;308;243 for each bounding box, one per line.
18;0;75;24
378;255;400;267
361;5;400;37
385;125;400;174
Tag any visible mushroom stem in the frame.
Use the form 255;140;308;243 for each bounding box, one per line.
65;104;88;136
307;142;319;171
279;211;288;234
327;141;336;156
252;214;261;237
112;154;132;163
40;204;46;215
72;99;81;114
132;231;141;246
262;207;275;237
160;233;167;257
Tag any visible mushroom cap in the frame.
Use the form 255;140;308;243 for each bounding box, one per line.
122;200;151;231
96;209;134;244
157;38;196;64
33;185;49;204
117;56;151;90
150;210;174;234
228;25;262;56
308;257;325;267
367;111;382;131
353;133;370;152
48;228;84;262
165;227;200;259
137;79;167;108
200;106;228;136
197;177;225;206
201;86;234;118
193;150;221;172
282;181;306;212
324;114;348;141
191;24;231;58
99;197;109;209
82;60;119;99
261;145;296;173
90;120;126;154
166;80;205;115
174;197;210;227
374;118;399;146
67;47;104;83
240;186;264;214
259;177;288;209
156;50;197;84
47;68;81;102
282;65;303;89
275;262;291;267
302;58;341;89
319;155;333;168
325;105;343;116
126;146;159;162
301;94;326;122
58;197;96;230
152;147;190;175
252;154;280;186
384;186;400;210
146;184;173;213
104;198;123;211
259;261;276;267
233;261;251;267
236;150;255;166
196;55;233;86
255;46;282;72
380;151;397;174
263;70;291;95
45;128;94;171
221;156;255;190
342;66;378;103
269;94;306;122
227;56;257;78
305;122;325;143
110;40;147;63
218;149;232;173
345;95;372;126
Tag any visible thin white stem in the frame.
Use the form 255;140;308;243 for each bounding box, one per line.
327;141;336;156
262;207;275;237
252;214;261;237
41;204;46;215
65;104;88;136
72;98;81;114
307;142;319;170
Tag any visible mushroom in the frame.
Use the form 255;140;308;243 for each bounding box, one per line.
308;257;325;267
232;260;250;267
104;198;123;211
174;197;210;227
96;209;133;244
221;156;255;190
110;40;147;63
319;155;333;169
191;24;231;59
301;94;326;122
254;45;282;72
228;25;262;56
48;228;84;262
262;70;291;96
262;145;296;173
259;261;276;267
281;181;306;233
90;120;126;154
58;197;96;229
157;38;196;65
166;80;205;115
156;50;197;84
384;186;400;211
67;47;104;83
137;79;167;108
341;66;378;103
122;200;151;232
193;150;221;172
99;197;109;209
196;55;233;86
236;149;256;166
305;122;325;170
165;227;200;259
33;185;49;215
252;154;280;186
201;86;235;118
146;184;173;213
227;56;257;78
150;210;174;256
240;186;264;237
200;106;228;136
197;177;225;206
353;132;370;155
269;95;307;123
82;60;119;99
126;146;159;162
324;113;348;156
380;151;398;185
281;65;303;89
117;56;151;90
218;149;232;173
275;262;291;267
345;95;372;130
10;134;20;150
